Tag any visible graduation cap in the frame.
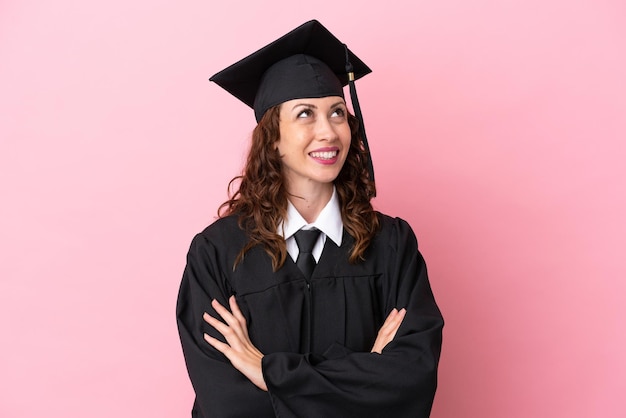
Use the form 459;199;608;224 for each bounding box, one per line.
210;19;375;184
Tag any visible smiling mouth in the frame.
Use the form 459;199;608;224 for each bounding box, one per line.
309;150;338;160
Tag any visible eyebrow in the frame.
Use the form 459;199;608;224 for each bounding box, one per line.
291;101;346;111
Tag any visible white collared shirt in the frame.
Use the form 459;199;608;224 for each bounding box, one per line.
280;187;344;262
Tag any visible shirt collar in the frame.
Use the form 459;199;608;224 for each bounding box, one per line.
281;187;343;246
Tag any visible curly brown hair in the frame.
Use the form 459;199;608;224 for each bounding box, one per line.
219;104;379;271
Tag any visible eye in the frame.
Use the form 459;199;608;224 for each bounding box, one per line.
331;107;346;118
297;109;313;118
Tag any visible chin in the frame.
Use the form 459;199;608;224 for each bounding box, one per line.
312;172;341;185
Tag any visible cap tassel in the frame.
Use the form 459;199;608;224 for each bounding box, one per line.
344;45;375;193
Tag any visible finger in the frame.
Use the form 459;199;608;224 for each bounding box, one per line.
385;308;406;339
215;298;250;343
212;298;246;330
387;308;406;329
227;296;254;344
228;295;247;325
381;308;398;328
211;299;235;323
203;311;247;348
204;332;231;354
377;309;399;335
371;308;407;354
203;312;232;336
204;312;249;352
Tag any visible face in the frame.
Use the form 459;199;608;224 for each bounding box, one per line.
276;96;351;194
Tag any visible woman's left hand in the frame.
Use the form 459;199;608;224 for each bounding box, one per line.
203;296;268;391
370;307;406;354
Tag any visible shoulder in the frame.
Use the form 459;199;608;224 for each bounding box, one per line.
200;214;245;237
375;212;417;238
189;214;249;252
374;212;419;251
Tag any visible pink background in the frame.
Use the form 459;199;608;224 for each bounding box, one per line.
1;1;625;417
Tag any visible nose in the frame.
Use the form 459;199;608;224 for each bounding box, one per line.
314;115;339;142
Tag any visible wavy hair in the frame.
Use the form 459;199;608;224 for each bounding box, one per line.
219;105;379;271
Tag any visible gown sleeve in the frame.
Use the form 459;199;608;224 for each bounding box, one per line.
261;217;444;418
176;232;275;418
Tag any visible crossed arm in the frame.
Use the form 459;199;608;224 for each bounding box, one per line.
203;296;407;392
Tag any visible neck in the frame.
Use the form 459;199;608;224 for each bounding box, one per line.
287;183;333;224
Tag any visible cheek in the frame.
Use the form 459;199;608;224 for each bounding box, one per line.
275;139;293;160
275;142;286;159
340;126;352;148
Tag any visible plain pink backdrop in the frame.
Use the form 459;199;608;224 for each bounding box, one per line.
1;0;625;417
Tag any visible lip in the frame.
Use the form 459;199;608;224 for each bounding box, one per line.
310;147;339;152
309;147;340;165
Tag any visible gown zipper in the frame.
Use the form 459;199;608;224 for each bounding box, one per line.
303;277;313;353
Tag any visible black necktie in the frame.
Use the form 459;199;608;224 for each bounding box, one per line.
294;229;320;280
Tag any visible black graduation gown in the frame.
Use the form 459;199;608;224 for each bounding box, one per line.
176;213;443;418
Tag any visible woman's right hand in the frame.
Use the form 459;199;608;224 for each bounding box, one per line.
203;296;267;391
370;308;406;354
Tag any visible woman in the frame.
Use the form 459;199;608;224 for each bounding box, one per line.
177;20;443;418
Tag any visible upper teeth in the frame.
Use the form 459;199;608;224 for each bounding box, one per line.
310;151;337;159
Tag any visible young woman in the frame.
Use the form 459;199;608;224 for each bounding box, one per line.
177;20;443;418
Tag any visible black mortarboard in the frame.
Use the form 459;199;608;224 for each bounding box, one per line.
210;20;375;184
